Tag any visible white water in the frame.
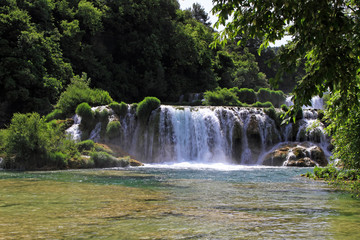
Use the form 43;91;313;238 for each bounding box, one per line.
286;95;324;110
65;114;82;142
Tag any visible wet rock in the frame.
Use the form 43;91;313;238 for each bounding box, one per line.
130;159;144;167
262;147;289;166
262;142;328;167
232;121;243;163
246;115;262;163
286;157;317;167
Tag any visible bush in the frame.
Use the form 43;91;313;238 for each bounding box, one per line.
56;73;112;115
2;113;80;170
256;88;286;108
252;101;274;108
91;151;129;168
76;140;95;152
203;87;240;106
48;152;68;169
45;109;64;122
109;102;128;117
136;97;161;123
264;106;277;120
231;87;257;104
106;121;122;139
76;103;94;131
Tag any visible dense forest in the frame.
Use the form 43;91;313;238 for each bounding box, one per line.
0;0;300;127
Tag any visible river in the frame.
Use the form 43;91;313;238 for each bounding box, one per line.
0;164;359;239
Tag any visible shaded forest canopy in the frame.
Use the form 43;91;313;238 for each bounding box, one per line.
0;0;300;126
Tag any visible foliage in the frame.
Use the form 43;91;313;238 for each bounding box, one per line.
106;121;121;140
264;106;277;122
1;113;75;170
45;109;65;122
212;0;360;170
56;73;112;116
252;101;273;108
91;151;129;168
203;87;240;106
256;88;285;108
76;102;94;125
326;92;360;169
109;102;128;117
306;165;360;198
136;97;161;123
76;140;95;153
231;88;257;104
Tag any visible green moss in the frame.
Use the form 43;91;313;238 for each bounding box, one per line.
106;121;122;139
252;101;274;108
231;87;257;104
45;109;64;122
76;102;94;121
91;151;129;168
76;140;95;153
136;97;161;124
110;102;128;117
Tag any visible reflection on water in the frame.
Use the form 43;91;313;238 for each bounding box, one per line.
0;164;359;239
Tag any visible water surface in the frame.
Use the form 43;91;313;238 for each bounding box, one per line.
0;164;359;239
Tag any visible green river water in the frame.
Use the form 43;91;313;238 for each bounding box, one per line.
0;164;359;239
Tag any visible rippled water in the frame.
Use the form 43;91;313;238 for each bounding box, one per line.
0;164;359;239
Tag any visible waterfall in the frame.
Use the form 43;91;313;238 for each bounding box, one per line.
65;114;82;142
67;105;330;165
286;95;325;110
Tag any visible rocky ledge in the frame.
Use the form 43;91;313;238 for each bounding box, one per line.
262;142;328;167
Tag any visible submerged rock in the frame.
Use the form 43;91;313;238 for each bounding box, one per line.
262;142;328;167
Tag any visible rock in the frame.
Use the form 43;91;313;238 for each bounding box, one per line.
246;115;262;163
309;146;328;167
285;157;317;167
262;147;289;166
130;159;144;166
231;120;243;163
262;142;328;167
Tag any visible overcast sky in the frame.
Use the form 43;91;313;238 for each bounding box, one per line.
178;0;291;46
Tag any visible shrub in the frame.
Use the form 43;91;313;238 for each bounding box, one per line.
252;101;274;108
136;97;161;123
48;151;68;169
45;109;64;122
91;151;129;168
76;140;95;152
257;88;286;108
231;87;257;104
106;121;122;139
56;73;112;115
203;87;240;106
109;102;128;117
76;103;94;131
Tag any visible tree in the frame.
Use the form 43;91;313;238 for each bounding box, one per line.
212;0;359;112
212;0;360;168
189;3;211;27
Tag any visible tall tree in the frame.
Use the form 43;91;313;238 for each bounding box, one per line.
212;0;360;167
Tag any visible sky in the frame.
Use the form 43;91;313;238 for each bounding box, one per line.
178;0;291;46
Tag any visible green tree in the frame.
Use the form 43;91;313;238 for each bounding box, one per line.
212;0;360;168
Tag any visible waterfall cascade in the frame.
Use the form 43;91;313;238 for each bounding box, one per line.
67;105;331;165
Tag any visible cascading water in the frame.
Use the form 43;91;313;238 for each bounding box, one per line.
286;95;325;110
67;104;331;165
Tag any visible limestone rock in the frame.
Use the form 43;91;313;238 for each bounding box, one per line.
262;142;328;167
